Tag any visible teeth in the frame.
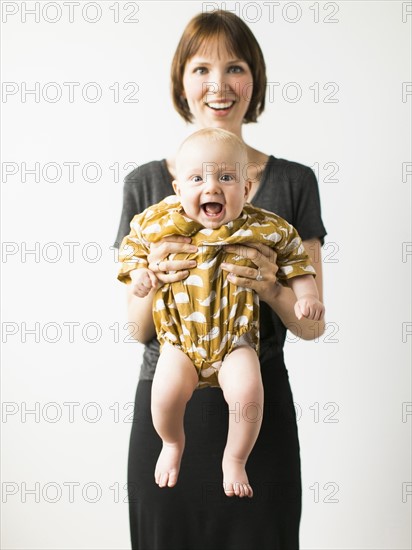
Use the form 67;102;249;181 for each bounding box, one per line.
207;101;234;110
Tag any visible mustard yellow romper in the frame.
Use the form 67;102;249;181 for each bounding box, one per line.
118;195;316;388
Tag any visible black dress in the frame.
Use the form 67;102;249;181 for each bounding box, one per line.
114;156;327;550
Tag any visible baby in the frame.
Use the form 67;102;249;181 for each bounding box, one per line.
118;128;324;498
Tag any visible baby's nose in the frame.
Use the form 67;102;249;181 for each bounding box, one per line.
204;177;222;193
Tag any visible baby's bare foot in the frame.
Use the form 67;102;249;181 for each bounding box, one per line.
154;440;184;488
222;455;253;498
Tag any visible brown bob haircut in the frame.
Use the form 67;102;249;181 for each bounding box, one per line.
171;10;267;124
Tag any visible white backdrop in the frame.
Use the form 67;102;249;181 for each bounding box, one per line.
1;1;411;549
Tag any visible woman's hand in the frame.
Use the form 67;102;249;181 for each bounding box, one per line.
147;235;197;284
221;239;325;341
221;242;282;303
128;235;197;344
126;235;198;344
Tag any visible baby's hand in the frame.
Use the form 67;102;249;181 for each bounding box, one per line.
294;295;325;321
130;268;158;298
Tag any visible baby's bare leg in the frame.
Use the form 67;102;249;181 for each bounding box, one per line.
151;342;198;488
218;346;263;498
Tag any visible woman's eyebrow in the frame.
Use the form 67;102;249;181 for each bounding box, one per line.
189;58;245;65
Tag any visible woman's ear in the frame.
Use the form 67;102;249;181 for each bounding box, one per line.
180;86;187;103
172;180;181;196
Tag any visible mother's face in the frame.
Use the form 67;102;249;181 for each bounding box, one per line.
182;43;253;137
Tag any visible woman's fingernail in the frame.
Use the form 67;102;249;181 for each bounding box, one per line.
221;263;228;268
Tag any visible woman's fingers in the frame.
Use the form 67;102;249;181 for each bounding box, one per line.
221;262;261;282
222;243;278;286
145;235;197;281
156;270;190;284
221;268;268;290
148;238;197;261
149;258;196;274
221;242;282;302
224;242;277;265
221;249;278;285
148;237;197;275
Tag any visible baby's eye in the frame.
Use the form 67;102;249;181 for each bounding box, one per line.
220;174;234;182
190;175;203;183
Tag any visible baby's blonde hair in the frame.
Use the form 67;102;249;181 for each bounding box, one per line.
176;128;248;173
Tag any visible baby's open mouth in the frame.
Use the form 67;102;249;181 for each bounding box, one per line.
201;203;223;215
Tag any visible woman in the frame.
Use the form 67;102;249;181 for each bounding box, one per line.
115;10;327;550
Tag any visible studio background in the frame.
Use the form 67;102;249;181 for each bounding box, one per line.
1;1;411;548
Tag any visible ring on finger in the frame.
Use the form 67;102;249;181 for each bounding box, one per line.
255;268;263;281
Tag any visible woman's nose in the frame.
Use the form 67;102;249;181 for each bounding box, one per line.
205;70;232;96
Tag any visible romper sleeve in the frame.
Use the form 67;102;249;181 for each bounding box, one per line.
255;209;316;285
117;210;151;284
272;217;317;283
117;197;180;284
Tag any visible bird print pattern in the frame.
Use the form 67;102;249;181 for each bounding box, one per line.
118;195;316;388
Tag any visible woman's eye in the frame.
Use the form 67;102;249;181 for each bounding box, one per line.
194;67;207;75
228;65;244;74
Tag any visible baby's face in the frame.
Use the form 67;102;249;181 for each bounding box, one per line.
173;138;251;229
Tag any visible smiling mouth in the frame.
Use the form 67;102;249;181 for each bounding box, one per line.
205;101;235;111
201;202;224;216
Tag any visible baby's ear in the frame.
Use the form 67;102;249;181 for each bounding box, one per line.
172;179;181;196
244;178;252;199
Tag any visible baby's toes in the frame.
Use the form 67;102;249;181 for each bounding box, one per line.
223;482;235;497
